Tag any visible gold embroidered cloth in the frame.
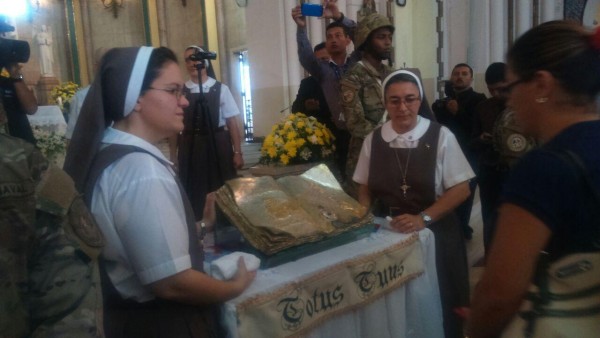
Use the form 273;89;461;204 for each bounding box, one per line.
215;164;373;255
236;233;424;338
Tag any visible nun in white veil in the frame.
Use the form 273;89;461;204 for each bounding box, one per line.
64;46;255;338
352;69;474;338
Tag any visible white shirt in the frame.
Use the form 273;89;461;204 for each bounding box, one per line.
91;127;191;302
65;86;90;139
185;77;240;127
353;117;475;198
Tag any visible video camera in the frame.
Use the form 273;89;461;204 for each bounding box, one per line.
189;49;217;62
0;18;30;67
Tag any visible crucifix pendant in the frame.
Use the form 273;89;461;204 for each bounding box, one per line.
400;179;410;198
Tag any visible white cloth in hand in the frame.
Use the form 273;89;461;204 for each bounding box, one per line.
210;252;260;280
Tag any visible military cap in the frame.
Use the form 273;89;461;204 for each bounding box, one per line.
354;13;395;50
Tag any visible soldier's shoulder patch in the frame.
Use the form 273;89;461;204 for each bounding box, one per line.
506;133;528;153
342;87;356;103
69;197;104;249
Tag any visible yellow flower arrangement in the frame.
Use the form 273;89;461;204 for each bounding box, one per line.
260;113;336;166
50;81;80;112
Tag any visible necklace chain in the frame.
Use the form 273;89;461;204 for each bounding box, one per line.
394;148;412;198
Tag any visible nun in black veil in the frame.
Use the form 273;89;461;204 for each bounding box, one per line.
64;46;255;338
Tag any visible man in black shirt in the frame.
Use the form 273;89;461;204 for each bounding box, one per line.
433;63;486;239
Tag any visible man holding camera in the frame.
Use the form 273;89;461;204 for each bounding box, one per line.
291;0;355;185
1;18;37;144
0;62;38;144
432;63;486;239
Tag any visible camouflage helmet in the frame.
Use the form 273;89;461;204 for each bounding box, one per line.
355;13;395;50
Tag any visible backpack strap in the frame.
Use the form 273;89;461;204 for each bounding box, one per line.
83;144;147;207
546;148;600;250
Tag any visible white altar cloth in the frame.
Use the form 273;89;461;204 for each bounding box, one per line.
27;105;66;134
222;228;443;338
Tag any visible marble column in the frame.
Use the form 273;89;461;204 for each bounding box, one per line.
540;0;559;23
468;0;490;73
157;0;168;47
308;8;324;52
215;0;230;85
489;0;506;63
284;0;302;110
80;0;94;79
515;0;532;38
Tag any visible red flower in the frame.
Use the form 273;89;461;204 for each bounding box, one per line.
590;27;600;51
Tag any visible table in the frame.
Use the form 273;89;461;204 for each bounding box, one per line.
27;105;66;134
221;228;443;338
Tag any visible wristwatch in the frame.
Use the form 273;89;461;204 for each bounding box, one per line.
11;74;24;82
420;212;433;226
198;221;207;240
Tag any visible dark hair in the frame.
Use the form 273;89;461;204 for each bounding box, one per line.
326;21;350;37
507;20;600;105
453;63;473;77
484;62;506;85
141;47;178;92
314;42;326;53
384;73;420;97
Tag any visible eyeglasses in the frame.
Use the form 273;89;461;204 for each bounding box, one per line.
499;79;528;95
148;87;186;100
387;96;421;108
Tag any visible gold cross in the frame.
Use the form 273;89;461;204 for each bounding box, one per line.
400;179;410;198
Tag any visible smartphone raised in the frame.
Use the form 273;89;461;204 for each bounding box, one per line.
301;3;323;17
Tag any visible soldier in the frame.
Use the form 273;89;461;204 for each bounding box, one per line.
0;133;104;337
473;62;535;254
492;108;536;170
340;12;394;197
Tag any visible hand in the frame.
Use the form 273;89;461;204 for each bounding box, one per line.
323;0;342;20
200;192;217;229
231;257;257;293
389;213;425;234
291;5;306;28
7;63;22;78
233;152;244;169
446;99;459;115
304;98;320;111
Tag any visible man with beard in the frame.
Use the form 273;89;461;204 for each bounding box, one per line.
292;1;355;184
433;63;486;239
340;12;394;197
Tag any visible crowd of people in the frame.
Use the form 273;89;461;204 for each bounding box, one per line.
2;1;600;337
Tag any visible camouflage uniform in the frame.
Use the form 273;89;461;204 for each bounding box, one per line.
341;61;392;188
0;134;104;337
340;13;394;196
492;108;536;169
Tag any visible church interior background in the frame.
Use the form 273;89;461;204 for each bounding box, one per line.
1;0;593;139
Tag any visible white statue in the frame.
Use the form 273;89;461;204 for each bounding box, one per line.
36;25;54;77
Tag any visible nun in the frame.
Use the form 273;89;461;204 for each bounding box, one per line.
169;45;244;222
352;69;473;338
64;46;255;338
